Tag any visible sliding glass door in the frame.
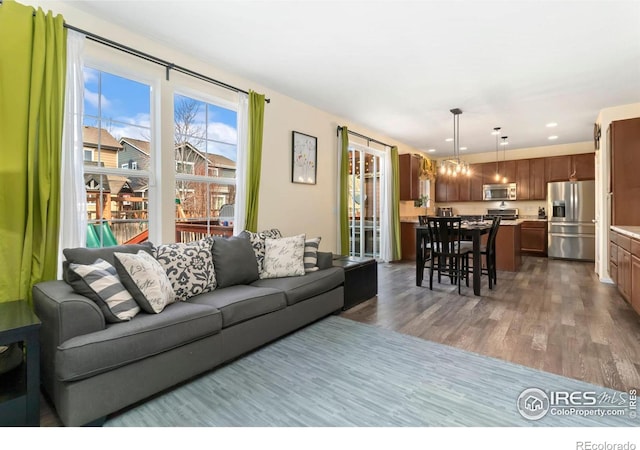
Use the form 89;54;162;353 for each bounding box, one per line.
348;143;384;258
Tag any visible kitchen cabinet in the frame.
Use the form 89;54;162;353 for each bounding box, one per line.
399;154;421;201
520;221;547;256
609;235;618;285
497;160;516;184
401;221;418;261
529;158;546;200
610;118;640;226
458;173;471;202
545;154;595;182
495;224;522;272
483;162;500;185
516;160;530;200
469;163;485;201
613;232;632;303
632;254;640;314
435;175;461;203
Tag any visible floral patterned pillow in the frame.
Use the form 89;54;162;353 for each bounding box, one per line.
154;237;216;301
239;228;282;277
261;234;306;279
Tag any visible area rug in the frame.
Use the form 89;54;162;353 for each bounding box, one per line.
105;316;638;427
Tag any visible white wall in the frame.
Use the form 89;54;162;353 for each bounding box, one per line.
26;0;424;252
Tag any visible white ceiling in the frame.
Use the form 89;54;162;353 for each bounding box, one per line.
70;0;640;157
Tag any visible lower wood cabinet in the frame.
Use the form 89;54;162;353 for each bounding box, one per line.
520;221;547;256
401;221;418;261
610;229;640;315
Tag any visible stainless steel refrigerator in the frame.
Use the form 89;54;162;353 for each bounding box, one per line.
547;180;596;261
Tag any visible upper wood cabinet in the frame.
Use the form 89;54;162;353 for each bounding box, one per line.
515;159;530;200
399;154;421;200
529;158;546;200
546;153;594;182
497;160;516;184
469;163;485;201
610;118;640;226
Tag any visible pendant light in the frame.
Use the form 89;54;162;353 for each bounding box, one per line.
439;108;470;177
493;127;501;182
501;136;509;183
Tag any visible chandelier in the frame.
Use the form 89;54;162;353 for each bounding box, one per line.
439;108;470;177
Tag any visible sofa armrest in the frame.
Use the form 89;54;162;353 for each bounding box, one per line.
33;281;106;345
316;251;334;270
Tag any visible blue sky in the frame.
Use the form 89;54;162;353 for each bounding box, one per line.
83;68;238;161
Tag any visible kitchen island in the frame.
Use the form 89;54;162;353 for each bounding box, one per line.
492;221;522;272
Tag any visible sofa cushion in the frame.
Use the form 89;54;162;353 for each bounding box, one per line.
250;267;345;306
239;228;282;275
63;242;154;284
187;285;286;328
154;237;216;301
68;258;140;322
262;234;306;279
55;301;222;382
114;251;175;313
303;237;321;272
211;236;259;288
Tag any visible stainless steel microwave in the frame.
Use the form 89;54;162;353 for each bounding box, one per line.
483;183;517;201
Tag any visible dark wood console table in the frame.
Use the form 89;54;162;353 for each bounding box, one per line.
0;300;41;426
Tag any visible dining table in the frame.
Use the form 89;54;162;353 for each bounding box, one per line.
415;222;492;296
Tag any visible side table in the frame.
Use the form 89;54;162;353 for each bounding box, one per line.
0;300;41;426
332;256;378;310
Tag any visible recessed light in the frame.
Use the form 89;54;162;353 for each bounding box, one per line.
548;135;558;140
460;147;467;151
445;138;453;142
428;149;436;153
546;122;558;128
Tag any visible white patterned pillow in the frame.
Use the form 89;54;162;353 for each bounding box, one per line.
239;228;282;275
262;234;306;279
304;237;322;272
68;259;140;322
154;237;216;301
114;251;175;314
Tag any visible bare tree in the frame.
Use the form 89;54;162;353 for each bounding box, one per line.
174;97;206;148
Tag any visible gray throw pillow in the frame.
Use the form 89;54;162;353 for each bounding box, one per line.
238;229;282;275
63;242;154;284
303;237;321;272
211;236;259;288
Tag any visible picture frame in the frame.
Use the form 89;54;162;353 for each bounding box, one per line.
291;131;317;185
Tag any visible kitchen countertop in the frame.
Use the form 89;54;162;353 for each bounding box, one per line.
611;226;640;240
401;216;548;226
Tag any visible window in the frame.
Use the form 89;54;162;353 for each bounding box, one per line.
347;142;385;258
83;68;151;247
173;93;237;241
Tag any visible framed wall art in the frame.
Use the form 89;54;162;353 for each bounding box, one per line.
292;131;317;185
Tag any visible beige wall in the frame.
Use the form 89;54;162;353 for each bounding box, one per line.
29;0;424;252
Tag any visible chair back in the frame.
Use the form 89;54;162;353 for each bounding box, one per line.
426;216;462;256
418;215;428;226
486;216;502;255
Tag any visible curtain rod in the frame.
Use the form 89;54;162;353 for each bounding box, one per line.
1;0;270;103
336;126;392;148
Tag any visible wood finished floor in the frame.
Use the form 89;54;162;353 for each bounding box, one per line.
39;256;640;426
342;256;640;394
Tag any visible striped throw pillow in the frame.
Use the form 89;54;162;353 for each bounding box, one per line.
69;259;140;322
304;237;322;272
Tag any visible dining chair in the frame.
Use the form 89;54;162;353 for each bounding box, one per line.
480;216;501;289
425;216;473;294
418;215;428;226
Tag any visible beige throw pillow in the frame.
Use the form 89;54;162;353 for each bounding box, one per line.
261;234;306;279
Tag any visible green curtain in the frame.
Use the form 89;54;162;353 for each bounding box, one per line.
390;146;402;260
0;0;66;305
244;90;265;232
339;127;350;255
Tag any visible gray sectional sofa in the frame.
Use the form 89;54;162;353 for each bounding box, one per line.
33;238;344;426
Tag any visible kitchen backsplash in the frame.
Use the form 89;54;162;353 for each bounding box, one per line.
433;200;547;217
